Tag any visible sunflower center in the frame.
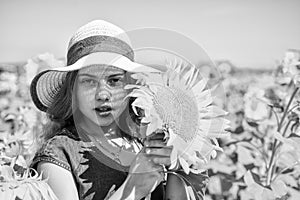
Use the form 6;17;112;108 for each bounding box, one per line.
153;85;199;142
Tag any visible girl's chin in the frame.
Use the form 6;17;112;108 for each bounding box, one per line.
75;115;114;128
94;115;118;127
75;110;122;129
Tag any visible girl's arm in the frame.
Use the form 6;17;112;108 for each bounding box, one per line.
165;173;188;200
108;133;173;200
37;162;79;200
107;150;166;200
166;171;209;200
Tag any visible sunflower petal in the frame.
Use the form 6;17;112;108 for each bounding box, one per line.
167;129;179;169
192;78;207;93
188;68;200;89
182;67;195;86
198;118;230;137
199;105;228;118
179;157;190;174
124;84;141;90
129;88;153;97
145;117;163;136
187;185;196;200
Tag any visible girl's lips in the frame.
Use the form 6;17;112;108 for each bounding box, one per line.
96;110;111;116
94;106;113;116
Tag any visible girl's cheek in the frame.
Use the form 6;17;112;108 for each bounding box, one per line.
111;89;128;106
78;85;97;95
113;89;127;98
111;89;127;100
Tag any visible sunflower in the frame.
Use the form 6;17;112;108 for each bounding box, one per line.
126;60;230;174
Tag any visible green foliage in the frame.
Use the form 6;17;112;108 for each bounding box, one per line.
205;51;300;199
0;53;59;200
0;156;58;200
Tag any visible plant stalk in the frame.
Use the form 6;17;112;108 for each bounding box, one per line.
266;87;299;186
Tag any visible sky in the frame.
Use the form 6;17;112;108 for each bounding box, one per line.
0;0;299;68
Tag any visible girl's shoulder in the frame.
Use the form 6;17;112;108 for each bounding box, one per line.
56;126;81;140
31;127;83;171
40;128;81;153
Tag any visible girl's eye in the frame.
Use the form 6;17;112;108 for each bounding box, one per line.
108;77;124;87
80;79;98;86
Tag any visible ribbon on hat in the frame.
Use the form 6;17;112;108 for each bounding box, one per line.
67;35;135;65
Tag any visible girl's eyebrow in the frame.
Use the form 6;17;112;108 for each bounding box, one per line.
78;73;125;78
108;73;125;78
77;74;98;79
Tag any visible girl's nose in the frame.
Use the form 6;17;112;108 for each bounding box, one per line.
96;91;110;101
95;80;111;101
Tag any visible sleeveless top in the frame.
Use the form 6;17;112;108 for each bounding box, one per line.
31;127;164;200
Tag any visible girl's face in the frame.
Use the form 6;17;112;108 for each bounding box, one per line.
74;65;129;130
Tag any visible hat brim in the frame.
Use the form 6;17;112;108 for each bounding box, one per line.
52;52;164;73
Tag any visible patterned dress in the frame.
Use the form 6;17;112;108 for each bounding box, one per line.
31;127;164;200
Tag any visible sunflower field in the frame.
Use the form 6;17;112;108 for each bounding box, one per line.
1;51;300;200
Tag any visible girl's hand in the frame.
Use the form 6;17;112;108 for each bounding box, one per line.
122;130;173;200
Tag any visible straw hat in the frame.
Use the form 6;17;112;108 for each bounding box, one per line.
30;20;159;112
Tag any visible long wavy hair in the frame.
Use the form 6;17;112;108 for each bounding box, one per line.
43;70;140;141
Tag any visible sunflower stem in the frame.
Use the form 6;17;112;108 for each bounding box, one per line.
266;87;298;186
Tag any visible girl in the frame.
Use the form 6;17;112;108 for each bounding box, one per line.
30;20;189;200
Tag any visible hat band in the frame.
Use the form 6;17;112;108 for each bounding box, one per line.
67;35;134;65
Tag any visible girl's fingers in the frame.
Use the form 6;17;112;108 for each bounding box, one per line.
145;146;173;157
145;146;173;166
144;129;169;147
151;157;171;166
146;130;166;140
144;139;167;148
148;162;166;174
